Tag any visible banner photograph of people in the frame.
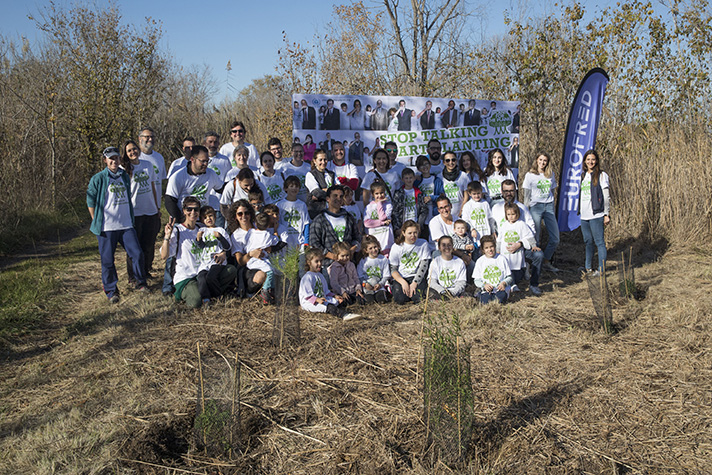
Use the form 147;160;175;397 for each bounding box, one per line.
292;94;520;172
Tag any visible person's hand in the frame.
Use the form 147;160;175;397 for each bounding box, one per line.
335;295;344;303
316;297;326;304
364;282;374;291
342;292;350;301
423;196;431;204
465;244;474;251
249;248;262;259
356;288;364;298
383;219;391;226
463;255;472;265
484;283;494;292
214;252;226;265
373;283;381;291
506;241;522;253
604;215;610;226
196;230;204;241
164;217;175;238
532;245;542;252
408;281;418;297
497;282;507;292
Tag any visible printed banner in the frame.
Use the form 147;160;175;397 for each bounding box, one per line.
557;68;609;232
292;94;520;171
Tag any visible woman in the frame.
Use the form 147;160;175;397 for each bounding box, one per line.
484;148;515;205
121;139;160;284
360;148;402;203
428;195;455;252
579;149;610;275
305;149;336;218
257;151;285;202
228;200;268;297
303;134;317;163
87;146;147;303
459;151;486;183
522;152;560;272
348;99;365;130
161;196;236;308
220;168;271;218
436;151;470;217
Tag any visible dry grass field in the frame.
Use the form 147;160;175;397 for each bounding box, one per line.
0;233;710;474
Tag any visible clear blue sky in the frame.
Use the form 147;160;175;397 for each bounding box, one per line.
1;0;646;103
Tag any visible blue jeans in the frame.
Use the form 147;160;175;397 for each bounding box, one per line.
529;201;560;261
163;256;175;294
524;249;542;286
581;217;607;271
479;290;507;304
98;228;145;298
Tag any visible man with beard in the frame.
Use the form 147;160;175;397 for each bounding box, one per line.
426;139;444;175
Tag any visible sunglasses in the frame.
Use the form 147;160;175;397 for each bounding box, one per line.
385;148;397;153
444;158;457;163
184;207;200;213
231;129;245;134
236;211;248;217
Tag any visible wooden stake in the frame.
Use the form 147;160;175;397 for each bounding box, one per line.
197;342;206;449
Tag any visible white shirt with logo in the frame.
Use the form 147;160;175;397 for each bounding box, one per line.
166;167;223;209
103;174;133;231
580;171;609;221
523;171;556;204
125;160;158;217
389;238;431;279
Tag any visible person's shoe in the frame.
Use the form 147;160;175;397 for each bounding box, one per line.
202;298;211;309
162;291;173;298
342;313;362;322
589;270;600;277
542;261;559;273
137;284;149;292
260;288;274;305
511;284;520;293
530;285;542;296
109;294;120;304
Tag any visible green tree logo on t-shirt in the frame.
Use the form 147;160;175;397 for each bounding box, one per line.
536;179;551;195
134;171;151;185
581;180;591;199
405;194;416;212
401;250;419;270
209;165;221;177
366;265;382;279
191;183;209;201
469;207;485;226
503;230;520;244
369;209;379;220
483;264;502;284
267;184;282;200
314;278;325;298
109;182;127;198
488;178;502;196
153;164;160;177
334;225;346;241
439;268;456;288
444;182;459;200
284;208;301;228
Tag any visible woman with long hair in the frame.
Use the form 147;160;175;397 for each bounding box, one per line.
522;152;560;272
578;149;610;275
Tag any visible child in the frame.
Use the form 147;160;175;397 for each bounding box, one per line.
342;186;364;235
473;234;513;304
357;235;391;304
195;206;233;306
497;203;539;293
363;182;394;257
414;155;436;213
452;219;477;279
461;181;495;243
389;220;432;305
428;236;467;299
300;248;361;320
327;242;365;305
276;175;310;252
244;212;281;304
392;167;429;235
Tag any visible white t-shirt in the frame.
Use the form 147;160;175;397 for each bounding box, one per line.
196;226;230;273
580;171;609;220
361;169;402;196
440;171;470;217
389;238;431;278
281;161;312;203
418;175;436;201
325;214;348;242
220;142;259;169
167;156;188;180
125;160;158;217
429;256;466;291
230;227;249;255
343;203;363;224
429;214;455;250
219;176;273;206
461;199;494;240
206;154;231;211
257;171;286;202
403;188;417;222
486;169;515;204
276;198;310;248
168;224;203;283
429;161;444;176
299;271;333;309
491;201;536;234
523;171;556;204
357;255;391;286
497;220;534;270
103;174;133;231
139;151;167;207
327;161;359;185
305;169;335;193
473;253;512;290
165;167;223;209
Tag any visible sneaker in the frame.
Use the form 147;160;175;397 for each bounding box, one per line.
260;289;274;305
202;298;211;309
109;294;120;304
342;313;362;322
530;285;542;296
511;284;520;293
589;270;600;277
137;284;149;292
542;261;559;273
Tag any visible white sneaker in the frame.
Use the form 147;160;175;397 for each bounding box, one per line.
530;285;542;296
342;313;362;322
511;284;520;293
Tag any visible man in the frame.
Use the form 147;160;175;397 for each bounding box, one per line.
384;140;407;177
138;127;166;278
281;142;312;203
167;137;196;179
396;99;412;131
300;99;316;129
309;185;361;273
267;137;288;170
323;98;340;130
426;139;444;175
511;104;520;133
418;100;436;130
348;132;364;166
320;132;337;161
458;103;466;127
204;132;232;227
440;100;458;128
463;100;482;126
219;121;259;169
491;179;543;296
371;99;388;130
328;142;359;192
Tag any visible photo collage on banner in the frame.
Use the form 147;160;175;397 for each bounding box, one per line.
292;94;520;175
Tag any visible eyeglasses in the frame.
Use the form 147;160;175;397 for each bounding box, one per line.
231;129;245;134
184;207;200;213
139;135;155;139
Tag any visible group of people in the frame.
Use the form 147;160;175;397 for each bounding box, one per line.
87;121;611;316
294;98;521;133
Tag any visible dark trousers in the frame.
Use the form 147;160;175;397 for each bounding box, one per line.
128;213;159;282
392;275;428;305
479;290;508;304
181;265;237;308
197;265;231;300
98;228;145;298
